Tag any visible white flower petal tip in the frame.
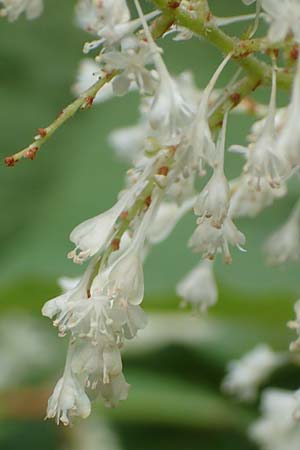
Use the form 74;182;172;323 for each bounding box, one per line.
69;193;132;263
189;217;246;264
194;168;230;229
108;251;144;306
46;374;91;426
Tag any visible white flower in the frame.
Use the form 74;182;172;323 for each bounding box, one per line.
288;300;300;352
262;0;300;43
68;187;138;263
229;175;287;218
194;167;230;228
107;242;144;307
189;217;245;264
275;60;300;168
147;197;195;245
58;276;81;292
176;260;218;312
47;372;91;425
0;0;43;21
72;340;123;386
175;71;201;111
45;252;147;343
194;110;230;228
108;296;148;340
188;100;216;175
133;0;192;143
222;345;284;401
72;59;114;103
165;171;196;204
99;372;130;407
107;192;160;305
263;206;300;265
42;274;88;331
108;121;148;163
76;0;130;35
241;134;289;190
79;0;158;54
231;68;290;189
99;36;157;96
149;68;192;143
42;289;85;334
186;54;231;175
249;388;300;450
247;108;287;145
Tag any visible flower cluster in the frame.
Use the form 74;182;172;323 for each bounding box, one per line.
29;0;300;425
5;0;300;434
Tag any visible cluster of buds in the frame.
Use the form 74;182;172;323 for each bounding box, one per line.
4;0;300;433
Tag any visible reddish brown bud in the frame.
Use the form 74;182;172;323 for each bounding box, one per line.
266;47;279;58
158;166;169;176
251;79;262;91
168;144;177;154
38;127;47;138
4;156;16;167
144;196;152;208
111;238;120;251
206;11;213;22
168;1;180;8
290;44;299;61
230;92;241;106
85;96;95;109
105;71;113;80
25;146;39;160
120;211;129;220
87;288;91;299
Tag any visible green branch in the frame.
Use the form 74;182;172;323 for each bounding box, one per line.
4;71;117;167
151;0;293;90
209;76;261;128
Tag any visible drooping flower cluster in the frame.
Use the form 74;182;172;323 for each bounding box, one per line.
5;0;300;435
41;0;300;425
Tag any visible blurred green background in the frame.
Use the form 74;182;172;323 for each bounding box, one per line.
0;1;299;449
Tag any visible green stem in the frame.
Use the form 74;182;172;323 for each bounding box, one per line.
100;148;175;269
209;76;261;128
150;0;293;89
5;71;118;166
